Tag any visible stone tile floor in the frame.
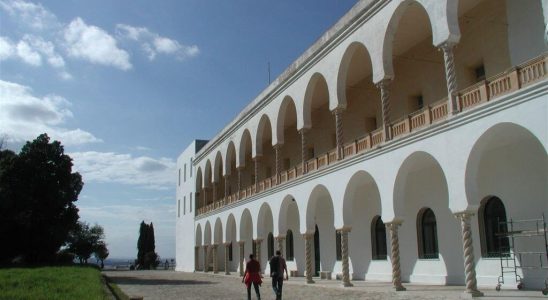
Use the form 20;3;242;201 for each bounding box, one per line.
103;270;545;300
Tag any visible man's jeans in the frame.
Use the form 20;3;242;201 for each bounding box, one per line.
272;276;284;300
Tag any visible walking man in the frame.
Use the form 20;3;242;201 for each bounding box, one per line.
269;250;288;300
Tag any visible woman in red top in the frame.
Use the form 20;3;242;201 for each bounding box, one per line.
242;254;262;300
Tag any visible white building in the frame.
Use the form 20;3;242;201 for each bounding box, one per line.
176;0;548;295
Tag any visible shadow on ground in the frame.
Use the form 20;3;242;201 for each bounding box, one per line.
110;276;217;286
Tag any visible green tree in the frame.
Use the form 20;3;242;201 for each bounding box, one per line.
66;221;105;264
94;242;109;269
0;134;82;264
136;221;158;269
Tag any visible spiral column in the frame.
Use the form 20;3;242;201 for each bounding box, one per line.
300;129;308;174
239;241;245;276
455;212;484;297
212;244;219;273
333;108;344;160
440;42;459;114
203;245;209;273
237;167;243;198
340;228;353;287
386;222;405;291
274;144;282;182
303;233;315;284
224;242;231;275
276;235;285;255
377;79;392;141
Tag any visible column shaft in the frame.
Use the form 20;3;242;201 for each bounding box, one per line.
300;129;308;174
224;243;231;275
377;79;392;141
304;233;315;284
386;222;405;291
340;228;353;287
203;245;209;273
333;108;344;160
441;42;459;114
224;175;230;197
456;212;483;297
239;241;245;276
275;145;282;181
212;244;218;273
254;157;260;189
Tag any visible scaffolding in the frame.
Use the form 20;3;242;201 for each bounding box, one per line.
496;214;548;295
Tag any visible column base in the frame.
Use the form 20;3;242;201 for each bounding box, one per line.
306;278;315;284
225;271;230;275
394;286;406;291
460;290;484;299
342;281;353;287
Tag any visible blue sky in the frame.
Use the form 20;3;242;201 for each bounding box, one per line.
0;0;357;259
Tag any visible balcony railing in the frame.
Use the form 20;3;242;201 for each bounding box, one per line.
196;53;547;216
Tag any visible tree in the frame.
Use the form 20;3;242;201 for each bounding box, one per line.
94;242;109;269
0;134;82;264
136;221;158;269
66;221;105;264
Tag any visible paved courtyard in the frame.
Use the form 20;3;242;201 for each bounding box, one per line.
103;270;544;300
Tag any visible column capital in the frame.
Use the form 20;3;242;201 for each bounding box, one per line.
275;235;286;240
253;155;262;162
336;226;352;233
236;165;245;171
224;242;232;247
238;240;245;245
438;40;457;51
302;232;314;239
273;143;283;149
332;106;346;114
454;211;475;220
298;127;310;134
385;220;403;228
254;238;263;243
375;77;392;89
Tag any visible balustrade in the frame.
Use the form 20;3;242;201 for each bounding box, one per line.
196;54;547;216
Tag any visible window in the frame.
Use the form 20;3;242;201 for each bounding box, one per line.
480;196;509;257
475;64;486;82
267;233;274;259
228;242;233;261
190;193;193;212
417;208;439;259
286;230;294;261
178;169;181;186
184;164;187;182
177;199;180;218
371;216;387;260
335;230;342;261
183;196;186;215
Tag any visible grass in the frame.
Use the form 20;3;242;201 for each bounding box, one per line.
0;266;110;300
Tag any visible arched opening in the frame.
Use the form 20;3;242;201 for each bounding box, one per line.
417;208;439;259
277;96;300;173
204;161;213;206
337;42;379;143
286;230;294;261
225;142;237;196
240;209;254;271
479;196;509;257
256;115;275;184
385;1;446;131
257;203;274;270
303;74;335;158
239;130;254;191
306;185;336;277
371;216;387;260
195;168;203;214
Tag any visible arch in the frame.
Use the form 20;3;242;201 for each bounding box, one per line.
416;207;439;259
213;151;223;183
465;122;548;208
214;217;223;244
195;223;203;246
381;1;435;80
276;96;298;145
204;160;213;188
278;194;299;234
204;221;212;246
238;129;253;168
240;209;254;240
225;141;237;175
342;170;381;226
256;114;274;156
478;196;509;257
305;184;336;273
257;202;274;239
337;41;374;108
302;73;330;129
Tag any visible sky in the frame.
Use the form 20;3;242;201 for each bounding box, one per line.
0;0;358;259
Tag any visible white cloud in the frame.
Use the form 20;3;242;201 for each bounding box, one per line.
0;0;59;30
0;79;102;146
116;24;199;61
69;151;176;189
1;35;71;79
64;18;132;70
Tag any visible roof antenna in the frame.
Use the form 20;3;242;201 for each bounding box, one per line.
268;61;271;84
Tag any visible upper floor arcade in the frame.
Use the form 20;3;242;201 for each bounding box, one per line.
190;0;547;216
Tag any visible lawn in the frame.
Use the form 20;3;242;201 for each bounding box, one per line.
0;266;110;300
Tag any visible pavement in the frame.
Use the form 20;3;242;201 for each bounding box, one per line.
103;270;546;300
